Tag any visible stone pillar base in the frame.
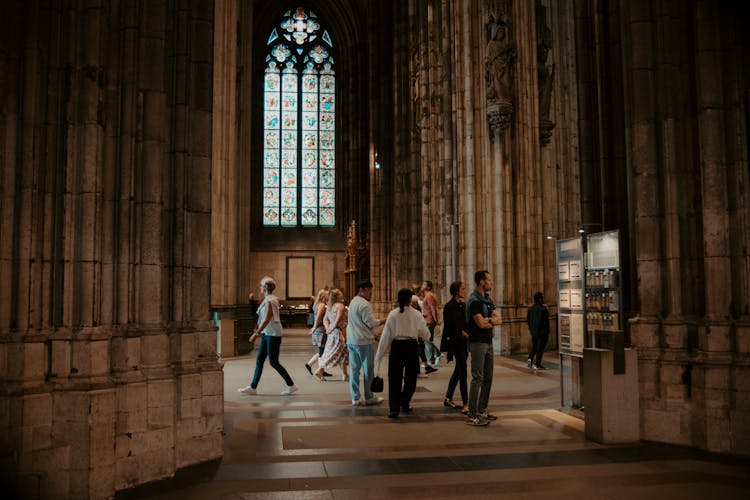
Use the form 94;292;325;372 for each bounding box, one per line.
584;348;640;444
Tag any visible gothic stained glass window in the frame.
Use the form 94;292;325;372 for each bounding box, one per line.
263;7;335;227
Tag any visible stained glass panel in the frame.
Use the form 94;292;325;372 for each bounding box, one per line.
281;150;296;169
322;30;333;46
303;74;318;91
265;111;280;129
265;73;280;91
320;169;334;188
265;130;279;148
303;94;318;110
320;208;334;226
320;94;334;112
282;112;296;129
320;151;334;168
303;132;317;149
302;208;317;225
302;169;317;187
319;113;334;130
302;151;316;168
282;170;296;187
264;188;279;206
263;7;335;228
264;150;279;168
264;207;279;225
282;131;296;148
281;208;296;226
282;94;297;110
282;73;297;92
271;44;291;62
282;188;296;207
319;189;334;207
264;168;279;186
320;131;334;149
302;188;317;207
302;112;317;130
265;93;279;109
309;45;328;63
320;74;334;91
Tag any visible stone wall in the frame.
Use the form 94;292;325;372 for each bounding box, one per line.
374;0;749;455
0;1;223;498
575;0;750;455
248;251;347;300
378;0;578;353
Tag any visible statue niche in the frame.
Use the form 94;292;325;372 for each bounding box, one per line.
485;13;517;138
537;3;555;146
344;220;367;302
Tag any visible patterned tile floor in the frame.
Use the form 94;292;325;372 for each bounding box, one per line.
119;328;750;499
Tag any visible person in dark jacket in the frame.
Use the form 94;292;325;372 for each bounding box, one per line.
526;291;550;370
442;281;470;414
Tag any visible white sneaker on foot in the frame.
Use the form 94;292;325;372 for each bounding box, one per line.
352;399;360;406
281;385;298;395
364;396;384;406
238;385;257;395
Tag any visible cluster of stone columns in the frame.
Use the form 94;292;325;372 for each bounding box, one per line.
576;0;750;454
379;0;580;354
0;1;222;497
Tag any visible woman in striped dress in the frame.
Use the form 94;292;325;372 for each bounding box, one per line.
314;288;349;381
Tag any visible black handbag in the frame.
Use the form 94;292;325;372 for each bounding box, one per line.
370;376;384;393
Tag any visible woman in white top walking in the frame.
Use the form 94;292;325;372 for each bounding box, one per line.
375;288;430;418
238;276;297;395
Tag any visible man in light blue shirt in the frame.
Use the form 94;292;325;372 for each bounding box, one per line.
346;280;385;406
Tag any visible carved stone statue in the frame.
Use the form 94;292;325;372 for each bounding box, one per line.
485;13;516;137
485;14;516;103
345;220;367;302
345;220;365;272
537;5;556;145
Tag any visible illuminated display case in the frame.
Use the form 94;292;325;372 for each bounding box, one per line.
556;230;624;409
556;237;585;408
556;237;585;357
585;230;623;349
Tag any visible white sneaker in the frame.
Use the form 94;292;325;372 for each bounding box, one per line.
281;385;298;395
364;396;384;406
352;399;360;406
238;385;257;395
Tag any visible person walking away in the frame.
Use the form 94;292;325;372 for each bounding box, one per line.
526;291;550;370
420;280;440;373
238;276;297;396
305;289;329;376
375;288;430;418
442;281;470;414
346;280;386;406
465;270;502;426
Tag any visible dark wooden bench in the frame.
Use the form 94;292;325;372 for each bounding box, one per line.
280;301;311;328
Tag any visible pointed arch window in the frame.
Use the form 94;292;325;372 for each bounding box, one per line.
262;7;336;227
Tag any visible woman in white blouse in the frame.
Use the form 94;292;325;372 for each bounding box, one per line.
375;288;430;418
237;276;297;396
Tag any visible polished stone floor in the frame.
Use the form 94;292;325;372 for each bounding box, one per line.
119;328;750;499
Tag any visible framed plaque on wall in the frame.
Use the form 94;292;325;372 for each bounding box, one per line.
286;256;314;299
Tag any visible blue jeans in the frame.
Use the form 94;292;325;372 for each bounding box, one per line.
347;343;375;402
251;334;294;388
468;341;494;416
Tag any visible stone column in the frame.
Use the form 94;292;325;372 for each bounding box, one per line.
211;0;239;308
693;0;733;453
1;2;222;497
621;0;664;350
